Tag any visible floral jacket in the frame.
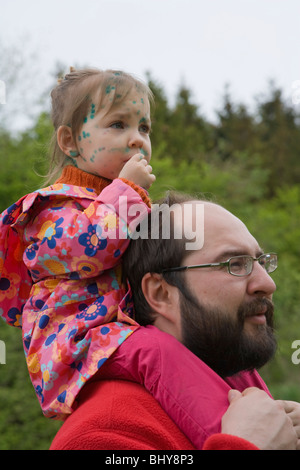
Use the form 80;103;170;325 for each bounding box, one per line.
0;178;150;419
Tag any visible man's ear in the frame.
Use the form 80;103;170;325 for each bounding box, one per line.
57;125;78;156
141;272;181;334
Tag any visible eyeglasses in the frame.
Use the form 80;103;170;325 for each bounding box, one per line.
162;253;278;277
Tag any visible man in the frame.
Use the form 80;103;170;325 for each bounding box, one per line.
50;192;299;450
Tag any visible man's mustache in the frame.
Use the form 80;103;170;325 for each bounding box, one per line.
239;298;274;325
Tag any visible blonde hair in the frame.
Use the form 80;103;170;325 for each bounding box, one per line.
47;67;154;183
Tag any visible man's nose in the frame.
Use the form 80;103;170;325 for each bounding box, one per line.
247;262;277;297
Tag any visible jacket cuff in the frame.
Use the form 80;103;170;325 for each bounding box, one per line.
119;178;151;208
203;433;259;450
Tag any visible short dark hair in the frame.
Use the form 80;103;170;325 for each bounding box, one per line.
122;191;208;325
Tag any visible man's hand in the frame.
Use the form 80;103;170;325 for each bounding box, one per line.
277;399;300;448
221;387;298;450
119;153;156;189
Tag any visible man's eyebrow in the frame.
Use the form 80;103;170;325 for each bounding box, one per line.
213;248;264;262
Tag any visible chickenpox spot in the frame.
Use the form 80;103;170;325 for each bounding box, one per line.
83;103;96;123
67;157;78;167
106;85;116;94
140;148;149;157
90;103;96;119
82;131;90;139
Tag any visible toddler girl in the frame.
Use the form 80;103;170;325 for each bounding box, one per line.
0;67;154;417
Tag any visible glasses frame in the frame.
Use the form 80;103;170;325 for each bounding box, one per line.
162;253;278;277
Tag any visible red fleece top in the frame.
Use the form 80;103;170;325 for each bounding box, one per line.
50;380;258;451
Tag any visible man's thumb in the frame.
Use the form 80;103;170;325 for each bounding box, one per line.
228;389;242;403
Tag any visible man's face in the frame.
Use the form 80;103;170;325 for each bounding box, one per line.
174;202;277;377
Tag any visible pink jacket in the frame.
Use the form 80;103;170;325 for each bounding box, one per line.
100;322;272;450
0;178;150;418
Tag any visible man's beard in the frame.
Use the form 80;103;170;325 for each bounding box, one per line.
179;281;277;378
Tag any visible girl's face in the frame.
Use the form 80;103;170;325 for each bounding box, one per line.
75;87;152;180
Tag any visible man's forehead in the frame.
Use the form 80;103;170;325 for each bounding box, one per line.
173;200;259;256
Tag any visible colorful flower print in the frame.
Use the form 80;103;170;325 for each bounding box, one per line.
41;361;59;391
78;224;107;256
118;327;134;342
39;184;70;195
65;218;83;239
1;203;20;225
2;306;22;327
76;297;108;321
37;254;69;276
0;267;21;301
25;242;39;261
54;242;73;260
27;350;41;375
71;256;104;279
38;217;64;249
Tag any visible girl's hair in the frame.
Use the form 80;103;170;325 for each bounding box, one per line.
47;67;154;183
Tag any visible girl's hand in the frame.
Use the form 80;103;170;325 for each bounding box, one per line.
118;153;156;189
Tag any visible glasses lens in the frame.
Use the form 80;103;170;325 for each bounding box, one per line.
229;256;252;276
261;253;277;273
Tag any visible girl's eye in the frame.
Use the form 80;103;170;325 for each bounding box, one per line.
110;121;124;129
139;124;151;134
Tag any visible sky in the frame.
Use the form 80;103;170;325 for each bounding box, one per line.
1;0;300;130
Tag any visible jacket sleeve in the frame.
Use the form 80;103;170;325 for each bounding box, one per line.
2;179;150;419
21;179;150;281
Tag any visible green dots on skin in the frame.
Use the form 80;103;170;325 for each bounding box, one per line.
140;148;149;158
83;103;96;123
90;103;96;119
105;85;116;94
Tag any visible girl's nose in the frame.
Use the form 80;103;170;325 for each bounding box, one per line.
128;130;144;149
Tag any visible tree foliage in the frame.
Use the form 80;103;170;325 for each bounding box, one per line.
1;69;300;449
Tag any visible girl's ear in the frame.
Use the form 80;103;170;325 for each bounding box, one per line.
57;125;78;156
141;272;182;340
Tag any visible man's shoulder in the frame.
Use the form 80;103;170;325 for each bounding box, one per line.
50;379;195;450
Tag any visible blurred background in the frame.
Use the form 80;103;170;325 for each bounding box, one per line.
1;0;300;450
